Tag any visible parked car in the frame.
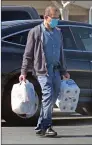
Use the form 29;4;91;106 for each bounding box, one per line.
1;19;92;125
1;6;40;21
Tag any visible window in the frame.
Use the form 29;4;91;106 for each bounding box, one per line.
2;11;31;21
60;27;77;50
4;31;29;46
71;27;92;51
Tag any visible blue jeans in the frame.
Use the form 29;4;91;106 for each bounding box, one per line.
36;69;61;130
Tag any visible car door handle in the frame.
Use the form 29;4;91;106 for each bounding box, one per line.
90;61;92;63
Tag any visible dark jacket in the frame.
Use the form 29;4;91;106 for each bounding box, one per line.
21;24;67;76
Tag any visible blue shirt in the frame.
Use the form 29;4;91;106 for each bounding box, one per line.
41;23;62;74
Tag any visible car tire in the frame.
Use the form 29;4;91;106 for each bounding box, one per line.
76;103;92;115
2;74;42;126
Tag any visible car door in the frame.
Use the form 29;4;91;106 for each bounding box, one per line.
59;26;91;98
1;29;29;75
72;26;92;96
91;56;92;95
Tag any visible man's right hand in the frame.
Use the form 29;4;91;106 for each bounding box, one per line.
19;74;26;82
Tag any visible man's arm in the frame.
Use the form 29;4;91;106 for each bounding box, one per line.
21;29;35;76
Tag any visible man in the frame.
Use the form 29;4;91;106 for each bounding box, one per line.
19;6;70;137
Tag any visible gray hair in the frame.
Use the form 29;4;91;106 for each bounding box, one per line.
44;6;58;16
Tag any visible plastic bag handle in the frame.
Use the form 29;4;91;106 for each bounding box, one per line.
19;80;29;85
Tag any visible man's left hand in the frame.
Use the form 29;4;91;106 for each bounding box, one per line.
63;72;70;80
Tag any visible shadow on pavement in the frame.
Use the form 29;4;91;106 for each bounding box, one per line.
36;134;92;139
50;135;92;138
1;118;92;127
53;118;92;126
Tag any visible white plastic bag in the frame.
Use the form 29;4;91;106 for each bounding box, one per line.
56;79;80;112
11;80;37;115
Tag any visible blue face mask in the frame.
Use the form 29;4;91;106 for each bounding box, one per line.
49;19;58;28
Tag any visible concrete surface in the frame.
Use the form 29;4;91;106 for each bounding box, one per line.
2;125;92;144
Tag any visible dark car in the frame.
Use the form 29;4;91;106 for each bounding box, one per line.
1;6;40;21
1;20;92;125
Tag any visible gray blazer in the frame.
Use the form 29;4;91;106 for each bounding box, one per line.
21;24;67;76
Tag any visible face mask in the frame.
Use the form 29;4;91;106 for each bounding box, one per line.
49;19;58;28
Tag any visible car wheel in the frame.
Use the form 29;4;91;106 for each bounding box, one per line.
2;75;42;126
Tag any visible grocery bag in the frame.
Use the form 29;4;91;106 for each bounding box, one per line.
56;79;80;112
11;80;37;115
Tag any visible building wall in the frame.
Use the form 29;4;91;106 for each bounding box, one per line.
2;0;89;22
69;4;89;22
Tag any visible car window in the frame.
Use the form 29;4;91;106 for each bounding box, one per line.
60;26;77;50
30;7;40;19
71;27;92;52
2;11;31;21
4;31;29;46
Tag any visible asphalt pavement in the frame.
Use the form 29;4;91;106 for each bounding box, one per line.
2;118;92;144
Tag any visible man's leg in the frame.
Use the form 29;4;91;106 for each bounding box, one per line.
36;75;53;130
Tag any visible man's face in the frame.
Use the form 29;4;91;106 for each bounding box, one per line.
44;8;59;26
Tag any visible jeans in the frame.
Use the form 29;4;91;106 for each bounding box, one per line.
36;69;61;130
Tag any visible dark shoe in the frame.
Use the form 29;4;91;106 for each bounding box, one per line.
36;127;57;137
45;127;57;137
36;129;45;136
35;126;41;131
